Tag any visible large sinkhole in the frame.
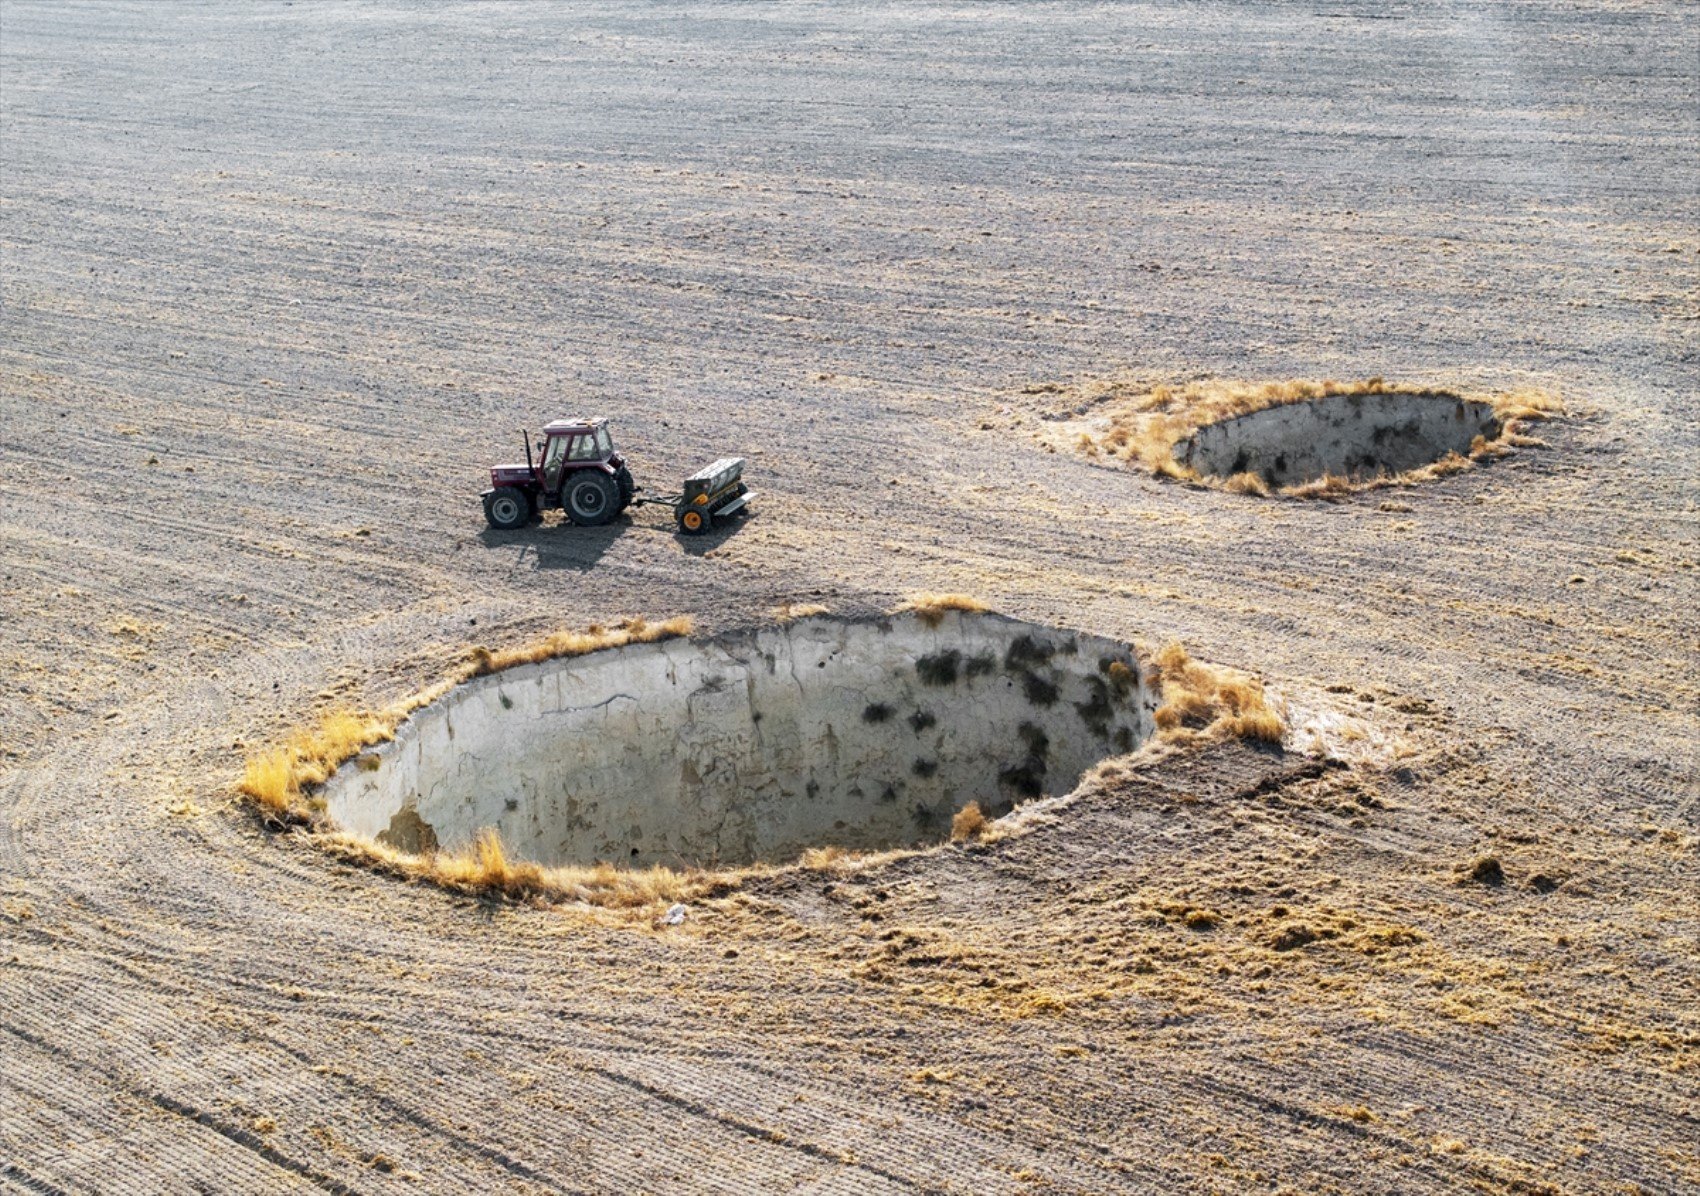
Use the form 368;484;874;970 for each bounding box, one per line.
1176;391;1501;488
325;612;1157;869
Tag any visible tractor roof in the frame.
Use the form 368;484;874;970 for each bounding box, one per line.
541;417;606;435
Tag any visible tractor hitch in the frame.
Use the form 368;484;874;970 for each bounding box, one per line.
631;457;752;535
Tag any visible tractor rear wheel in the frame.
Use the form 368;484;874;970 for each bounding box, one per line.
565;471;620;526
484;487;530;531
614;465;635;513
677;505;711;535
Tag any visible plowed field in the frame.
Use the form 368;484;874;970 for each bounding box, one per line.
2;3;1695;1192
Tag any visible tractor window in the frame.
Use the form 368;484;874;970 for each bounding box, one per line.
595;427;613;456
568;432;603;461
543;435;567;472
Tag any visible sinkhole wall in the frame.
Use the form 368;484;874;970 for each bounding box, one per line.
325;612;1157;869
1176;392;1500;487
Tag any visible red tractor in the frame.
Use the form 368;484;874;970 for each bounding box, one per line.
481;417;750;535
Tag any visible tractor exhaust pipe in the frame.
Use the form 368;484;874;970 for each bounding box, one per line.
523;430;535;473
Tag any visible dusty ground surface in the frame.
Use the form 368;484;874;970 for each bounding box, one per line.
2;1;1696;1192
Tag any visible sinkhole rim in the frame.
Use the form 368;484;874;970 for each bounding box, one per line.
321;610;1161;876
1174;389;1505;495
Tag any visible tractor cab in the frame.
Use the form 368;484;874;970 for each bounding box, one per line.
536;418;622;490
483;417;634;530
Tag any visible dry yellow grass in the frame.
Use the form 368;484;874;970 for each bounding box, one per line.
1148;641;1284;744
238;708;394;815
321;828;714;909
1393;451;1476;490
1281;473;1357;500
465;614;693;677
1052;376;1562;499
950;801;988;842
800;844;850;871
429;827;549;898
899;592;991;627
237;750;296;814
773;601;830;623
1491;388;1564;425
797;843;927;875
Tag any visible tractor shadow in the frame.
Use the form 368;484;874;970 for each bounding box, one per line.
477;510;753;568
478;519;629;572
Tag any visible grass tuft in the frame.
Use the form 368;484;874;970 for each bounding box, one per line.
431;827;548;899
237;708;394;815
899;592;991;628
239;750;296;814
950;801;988;843
465;615;693;677
1280;473;1356;500
773;601;830;623
1149;641;1284;745
801;844;851;871
1460;855;1506;887
322;827;712;909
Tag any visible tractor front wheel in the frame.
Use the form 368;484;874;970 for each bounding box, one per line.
565;472;620;527
677;505;711;536
484;487;530;531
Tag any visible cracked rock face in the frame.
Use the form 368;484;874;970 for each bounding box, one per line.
325;612;1157;869
1177;392;1501;487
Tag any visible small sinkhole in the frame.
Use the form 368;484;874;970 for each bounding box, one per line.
325;612;1157;869
1176;391;1501;489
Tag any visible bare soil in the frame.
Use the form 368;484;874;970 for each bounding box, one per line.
2;2;1696;1193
